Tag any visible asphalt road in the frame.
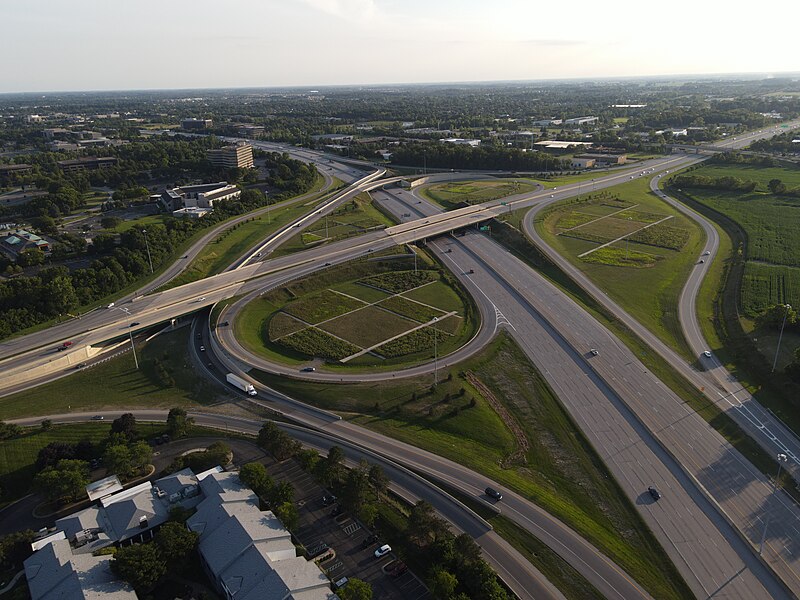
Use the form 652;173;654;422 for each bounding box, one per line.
6;410;564;600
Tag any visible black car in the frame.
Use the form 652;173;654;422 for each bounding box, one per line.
648;486;661;501
361;534;378;548
129;322;140;327
485;487;503;501
321;495;337;506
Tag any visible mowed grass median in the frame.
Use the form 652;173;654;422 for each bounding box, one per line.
251;333;691;600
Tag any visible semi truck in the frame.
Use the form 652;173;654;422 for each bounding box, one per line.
226;373;257;396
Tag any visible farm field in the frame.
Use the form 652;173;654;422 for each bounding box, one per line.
535;176;702;355
252;333;691;600
422;179;538;209
235;252;476;369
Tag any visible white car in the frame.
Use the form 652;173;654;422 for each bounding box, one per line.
374;544;391;558
702;251;711;256
703;351;712;358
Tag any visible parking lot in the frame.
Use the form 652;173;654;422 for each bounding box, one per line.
263;454;430;600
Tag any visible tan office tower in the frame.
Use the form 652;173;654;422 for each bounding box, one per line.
208;142;254;169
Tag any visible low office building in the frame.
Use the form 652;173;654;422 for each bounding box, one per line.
0;228;51;258
158;182;240;216
564;116;599;126
0;163;33;182
208;142;254;169
188;471;336;600
535;140;594;151
24;537;138;600
571;157;596;169
440;138;481;147
57;157;118;173
575;152;627;165
182;118;212;130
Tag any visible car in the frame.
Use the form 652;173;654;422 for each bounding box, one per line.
648;486;661;501
374;544;392;558
550;194;554;197
590;348;599;356
199;345;206;352
334;577;349;590
91;415;104;420
129;322;140;327
75;362;87;370
703;350;712;358
107;302;115;309
361;534;378;548
221;321;229;326
485;487;503;500
324;262;331;266
702;251;711;256
302;366;316;372
196;297;206;302
699;259;705;264
322;494;337;506
389;561;409;577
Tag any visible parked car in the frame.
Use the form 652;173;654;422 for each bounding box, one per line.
361;534;378;548
374;544;392;558
322;495;337;506
485;487;503;500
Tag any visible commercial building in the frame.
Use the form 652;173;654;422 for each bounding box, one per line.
564;116;599;126
440;138;481;147
575;153;627;165
571;157;596;169
0;163;33;182
207;142;254;169
182;118;212;130
531;119;562;127
187;470;336;600
57;157;118;173
534;140;594;151
0;229;51;258
159;182;240;217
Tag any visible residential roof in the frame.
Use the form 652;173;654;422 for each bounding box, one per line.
24;538;138;600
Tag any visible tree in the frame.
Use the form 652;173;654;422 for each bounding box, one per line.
760;304;797;330
768;178;787;194
111;413;137;440
40;419;53;431
33;459;90;503
17;248;45;267
101;216;123;229
103;443;133;478
0;422;20;440
0;531;35;569
406;501;449;548
273;501;299;531
257;421;300;461
337;578;373;600
316;445;346;487
453;533;482;566
166;407;194;438
239;462;273;497
368;464;389;499
36;441;77;470
429;568;458;599
111;543;166;592
129;440;153;474
268;481;294;507
155;522;198;564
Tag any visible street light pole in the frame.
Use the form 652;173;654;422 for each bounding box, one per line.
129;328;139;370
142;229;153;274
760;453;788;555
771;303;792;373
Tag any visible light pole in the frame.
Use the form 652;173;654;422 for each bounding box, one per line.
759;453;788;555
128;327;139;370
142;229;153;274
771;303;792;373
433;317;439;386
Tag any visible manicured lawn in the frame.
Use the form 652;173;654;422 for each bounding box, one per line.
535;177;703;356
252;333;691;600
319;306;415;348
0;327;228;420
112;213;165;233
422;180;538;209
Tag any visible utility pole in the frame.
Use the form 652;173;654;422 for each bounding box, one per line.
129;328;139;370
760;453;788;554
772;304;792;373
142;229;153;274
433;317;439;386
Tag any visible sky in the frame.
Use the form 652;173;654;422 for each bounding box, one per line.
1;0;797;93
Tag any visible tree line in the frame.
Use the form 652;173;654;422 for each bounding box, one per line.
388;142;567;172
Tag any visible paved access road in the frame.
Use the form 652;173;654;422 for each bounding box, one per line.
7;410;567;600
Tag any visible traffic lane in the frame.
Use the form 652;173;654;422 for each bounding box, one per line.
441;236;763;598
459;233;796;596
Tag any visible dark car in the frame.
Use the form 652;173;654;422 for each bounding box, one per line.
648;486;661;501
485;487;503;501
129;322;140;327
321;495;337;506
361;534;378;548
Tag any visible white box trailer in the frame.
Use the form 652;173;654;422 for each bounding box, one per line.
226;373;257;396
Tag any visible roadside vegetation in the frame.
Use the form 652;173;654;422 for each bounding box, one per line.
251;332;692;600
422;179;538;210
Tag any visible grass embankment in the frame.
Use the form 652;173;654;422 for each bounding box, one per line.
252;333;691;600
489;211;800;502
421;180;538;210
0;327;229;421
271;191;393;256
233;249;479;370
532;176;703;357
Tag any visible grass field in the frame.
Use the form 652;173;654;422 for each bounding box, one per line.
535;177;703;355
252;333;691;600
0;327;229;420
273;192;393;255
236;254;477;368
422;179;538;210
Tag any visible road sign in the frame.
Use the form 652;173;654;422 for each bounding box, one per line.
479;225;490;231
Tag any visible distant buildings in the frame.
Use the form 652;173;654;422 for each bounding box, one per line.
0;163;33;183
531;119;562;127
207;142;254;169
535;140;594;150
439;138;481;147
571;157;596;169
56;157;118;173
235;124;265;137
655;128;688;137
575;153;627;165
181;118;212;130
159;182;240;218
564;116;598;126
